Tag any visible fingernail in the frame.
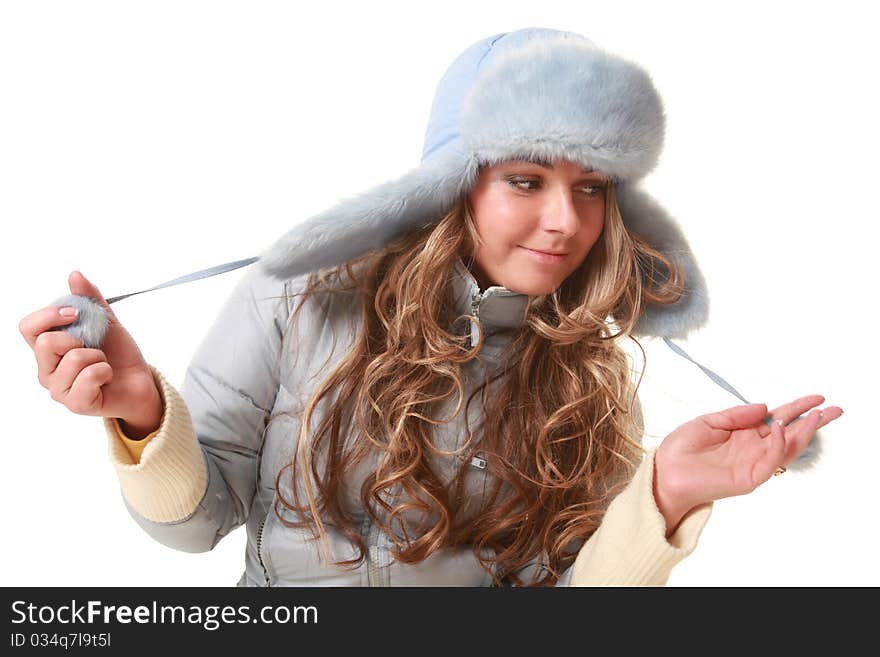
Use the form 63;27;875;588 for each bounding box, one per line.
59;307;79;318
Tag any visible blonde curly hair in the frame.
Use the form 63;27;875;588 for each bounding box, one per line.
272;180;685;586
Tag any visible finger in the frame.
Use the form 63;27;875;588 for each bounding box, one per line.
48;348;108;403
67;271;119;324
753;394;827;439
33;330;85;386
781;406;843;465
817;406;844;425
768;394;825;426
755;419;787;482
781;408;823;465
702;402;769;431
66;361;113;415
19;306;83;350
786;406;844;431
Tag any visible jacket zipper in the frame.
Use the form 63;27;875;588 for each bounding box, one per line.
361;516;382;586
363;287;487;586
366;521;387;586
363;487;399;586
256;516;271;587
469;289;482;348
360;288;489;586
466;290;486;470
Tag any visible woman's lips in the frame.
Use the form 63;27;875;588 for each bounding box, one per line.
518;246;568;263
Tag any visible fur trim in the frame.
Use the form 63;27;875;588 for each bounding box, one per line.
461;35;664;182
258;151;479;281
617;185;710;338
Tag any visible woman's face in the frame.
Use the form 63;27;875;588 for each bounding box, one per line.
466;158;608;295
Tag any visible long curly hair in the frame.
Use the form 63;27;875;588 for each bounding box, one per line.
272;180;685;586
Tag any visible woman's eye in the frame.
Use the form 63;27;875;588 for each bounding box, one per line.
506;178;605;197
507;178;538;191
579;184;605;197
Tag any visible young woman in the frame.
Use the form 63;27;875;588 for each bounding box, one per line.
19;27;842;586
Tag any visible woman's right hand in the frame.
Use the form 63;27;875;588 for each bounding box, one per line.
19;271;163;439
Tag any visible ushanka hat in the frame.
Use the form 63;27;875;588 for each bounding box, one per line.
257;27;708;339
49;27;821;469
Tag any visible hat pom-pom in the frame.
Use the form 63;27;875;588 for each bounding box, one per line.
47;294;110;349
789;427;823;472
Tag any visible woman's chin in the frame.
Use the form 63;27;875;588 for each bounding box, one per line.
501;275;563;296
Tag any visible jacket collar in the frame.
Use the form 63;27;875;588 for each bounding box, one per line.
451;258;530;346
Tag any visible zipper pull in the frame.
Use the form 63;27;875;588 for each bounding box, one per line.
470;452;486;469
469;291;482;348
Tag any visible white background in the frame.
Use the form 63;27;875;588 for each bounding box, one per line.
2;0;876;587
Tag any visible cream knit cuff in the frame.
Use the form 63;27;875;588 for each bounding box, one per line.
104;365;208;523
570;449;713;586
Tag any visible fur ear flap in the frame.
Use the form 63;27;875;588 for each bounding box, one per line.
618;186;826;470
257;152;479;281
616;184;710;338
47;294;110;349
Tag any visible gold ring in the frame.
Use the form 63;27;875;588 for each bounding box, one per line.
773;466;786;476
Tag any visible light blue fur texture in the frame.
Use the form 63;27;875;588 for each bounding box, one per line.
48;294;109;349
258;150;479;282
616;184;709;339
459;34;664;183
787;426;822;471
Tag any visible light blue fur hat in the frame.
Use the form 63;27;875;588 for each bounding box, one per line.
257;27;709;339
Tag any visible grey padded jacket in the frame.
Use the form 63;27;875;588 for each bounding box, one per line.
104;259;713;586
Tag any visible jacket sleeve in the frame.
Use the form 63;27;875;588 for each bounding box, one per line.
565;448;713;586
511;396;712;587
502;448;711;587
103;264;292;553
560;391;713;586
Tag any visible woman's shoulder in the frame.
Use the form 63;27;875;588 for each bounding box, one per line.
236;259;364;315
276;263;366;332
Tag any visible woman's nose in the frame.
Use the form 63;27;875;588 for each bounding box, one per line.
540;189;580;236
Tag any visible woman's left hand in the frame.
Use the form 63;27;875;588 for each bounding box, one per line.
653;395;844;535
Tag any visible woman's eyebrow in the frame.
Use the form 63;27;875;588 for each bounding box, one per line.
511;156;596;174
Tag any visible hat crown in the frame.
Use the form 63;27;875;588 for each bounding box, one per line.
420;27;664;183
421;28;591;164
